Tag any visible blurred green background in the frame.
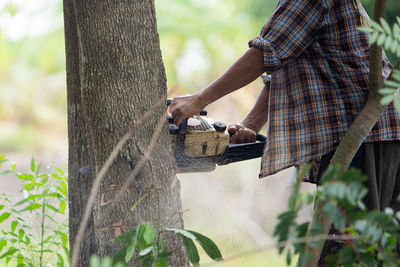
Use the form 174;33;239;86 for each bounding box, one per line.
0;0;399;266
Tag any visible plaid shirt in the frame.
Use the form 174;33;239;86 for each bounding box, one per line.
249;0;400;181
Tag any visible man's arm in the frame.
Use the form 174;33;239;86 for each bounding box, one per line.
169;47;264;125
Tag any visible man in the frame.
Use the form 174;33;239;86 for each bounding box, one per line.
170;0;400;263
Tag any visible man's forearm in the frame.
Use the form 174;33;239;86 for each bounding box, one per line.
197;47;265;106
242;84;270;133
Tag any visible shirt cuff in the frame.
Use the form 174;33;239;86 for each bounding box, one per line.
262;74;271;85
249;36;283;73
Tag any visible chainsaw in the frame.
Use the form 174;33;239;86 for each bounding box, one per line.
167;99;266;173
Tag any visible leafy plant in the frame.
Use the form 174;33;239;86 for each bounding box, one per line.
90;190;223;267
360;17;400;111
274;165;400;266
0;155;69;266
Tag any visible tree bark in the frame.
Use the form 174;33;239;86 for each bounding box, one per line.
64;0;188;266
299;0;389;265
64;1;98;266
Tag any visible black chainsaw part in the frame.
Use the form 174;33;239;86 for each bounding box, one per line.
169;124;179;134
216;134;266;165
166;98;173;106
168;116;174;123
199;110;208;116
213;121;227;132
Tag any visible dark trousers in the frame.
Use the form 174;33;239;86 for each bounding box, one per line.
317;141;400;265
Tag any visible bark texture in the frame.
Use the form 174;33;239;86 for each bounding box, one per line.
64;0;187;265
64;1;98;266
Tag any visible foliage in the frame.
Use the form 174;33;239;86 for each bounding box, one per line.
361;0;400;63
360;17;400;112
274;165;400;266
90;191;222;267
0;155;69;266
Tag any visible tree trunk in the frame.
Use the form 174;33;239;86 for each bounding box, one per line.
64;0;188;266
64;1;98;266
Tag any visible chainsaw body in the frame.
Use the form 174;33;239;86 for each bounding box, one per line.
168;100;266;173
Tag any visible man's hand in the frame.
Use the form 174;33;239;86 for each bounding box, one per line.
228;123;257;144
169;94;205;125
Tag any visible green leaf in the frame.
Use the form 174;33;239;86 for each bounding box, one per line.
394;95;400;111
165;228;196;240
380;18;391;35
45;203;61;213
35;163;42;177
379;88;397;95
20;203;41;212
0;205;4;210
17;253;24;264
112;246;127;265
286;250;292;265
59;200;67;214
391;40;399;54
182;236;199;265
125;229;138;263
0;247;18;259
395;69;400;82
384;80;400;88
57;253;65;266
371;20;384;32
30;157;35;173
369;32;379;45
14;197;32;207
90;255;101;267
384;36;393;50
358;27;373;33
114;228;138;243
143;224;156;244
0;212;11;223
140;254;154;267
11;221;18;233
101;257;113;267
0;240;7;253
188;230;223;261
380;95;394;105
18;229;25;240
154;256;168;267
377;33;386;46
